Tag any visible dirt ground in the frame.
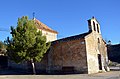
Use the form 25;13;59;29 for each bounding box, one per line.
0;71;120;79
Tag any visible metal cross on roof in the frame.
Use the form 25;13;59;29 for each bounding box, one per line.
33;12;35;19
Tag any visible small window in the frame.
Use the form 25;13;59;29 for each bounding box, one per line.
93;21;96;31
97;24;99;33
81;41;85;44
98;38;100;43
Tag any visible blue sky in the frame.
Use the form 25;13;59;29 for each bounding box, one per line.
0;0;120;44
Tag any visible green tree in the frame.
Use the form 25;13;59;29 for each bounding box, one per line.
5;16;51;74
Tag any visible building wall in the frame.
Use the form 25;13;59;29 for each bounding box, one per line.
85;17;109;74
8;17;109;74
37;29;57;42
8;60;28;70
8;53;48;73
33;53;48;73
85;31;108;74
85;32;100;74
47;38;88;73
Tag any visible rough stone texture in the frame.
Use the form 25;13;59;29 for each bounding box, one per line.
48;39;88;73
8;17;109;74
85;17;109;74
46;17;109;74
34;53;48;72
85;33;99;74
85;32;108;74
44;17;109;74
8;53;48;73
8;60;28;70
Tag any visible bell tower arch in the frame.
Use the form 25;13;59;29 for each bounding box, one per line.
87;17;101;34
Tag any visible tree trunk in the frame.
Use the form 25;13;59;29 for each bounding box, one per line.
31;59;36;75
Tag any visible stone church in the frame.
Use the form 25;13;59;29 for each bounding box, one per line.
9;17;109;74
36;17;109;74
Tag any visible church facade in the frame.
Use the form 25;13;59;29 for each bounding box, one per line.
8;17;109;74
40;17;109;74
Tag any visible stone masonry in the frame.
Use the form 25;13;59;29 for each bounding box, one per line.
46;17;109;74
47;38;88;73
8;17;109;74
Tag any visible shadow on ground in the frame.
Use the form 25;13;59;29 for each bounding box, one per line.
0;68;30;75
0;67;120;75
0;67;85;75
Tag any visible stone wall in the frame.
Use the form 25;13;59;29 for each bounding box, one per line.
8;60;28;70
48;38;88;73
37;29;57;42
85;32;108;74
8;52;48;73
85;33;100;74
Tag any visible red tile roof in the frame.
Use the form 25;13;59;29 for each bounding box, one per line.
34;18;58;34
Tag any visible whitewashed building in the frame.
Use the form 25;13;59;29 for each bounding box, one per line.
34;18;58;42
